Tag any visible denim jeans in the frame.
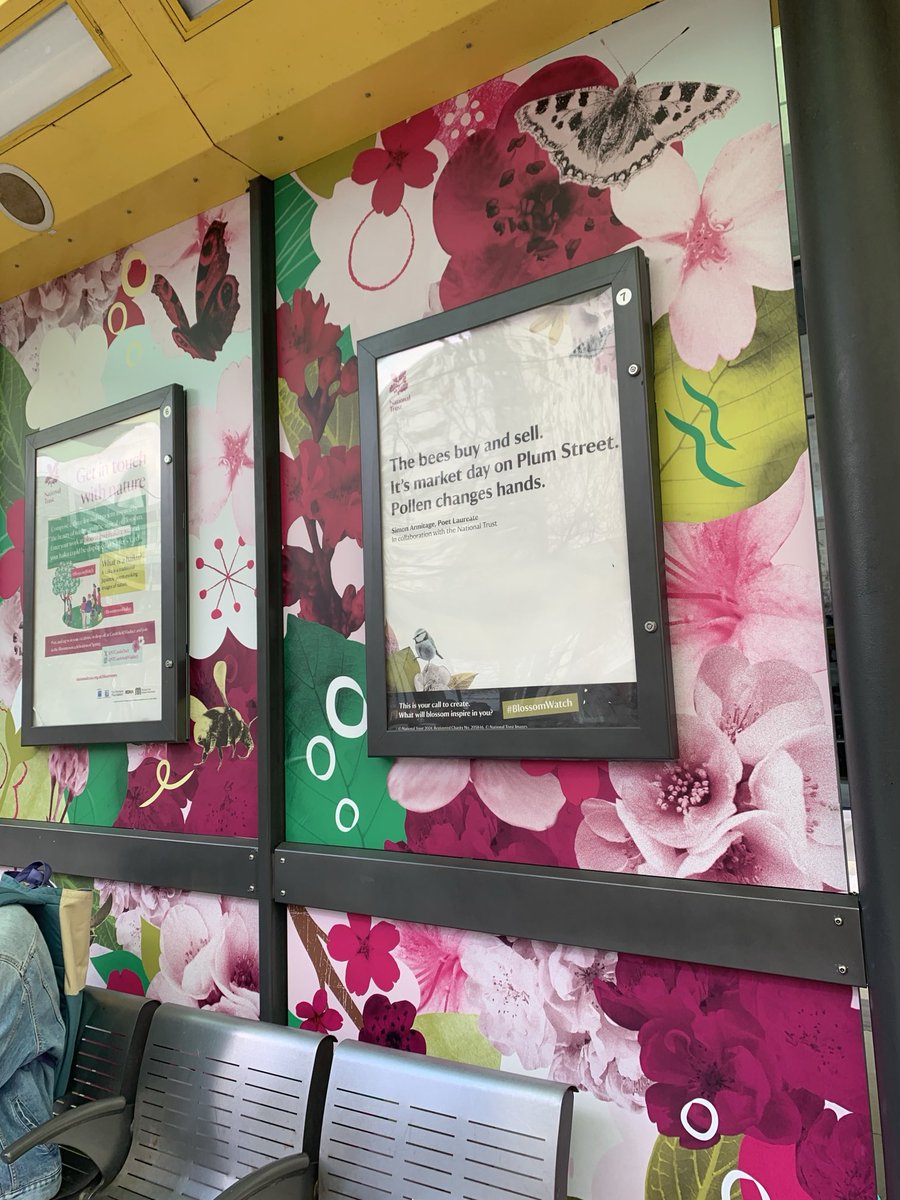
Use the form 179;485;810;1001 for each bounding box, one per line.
0;906;65;1200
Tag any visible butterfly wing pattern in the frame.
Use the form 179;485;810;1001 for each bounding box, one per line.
516;76;740;187
151;219;240;360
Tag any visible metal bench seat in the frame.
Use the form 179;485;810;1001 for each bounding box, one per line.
2;1004;332;1200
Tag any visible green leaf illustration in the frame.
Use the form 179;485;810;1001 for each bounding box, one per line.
275;174;320;300
412;1013;501;1070
140;918;161;982
0;344;29;514
654;287;807;521
645;1134;742;1200
387;647;419;694
279;378;359;455
284;616;405;848
91;949;149;992
91;914;122;953
67;744;128;827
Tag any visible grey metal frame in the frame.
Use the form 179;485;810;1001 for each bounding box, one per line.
20;384;188;746
357;248;676;761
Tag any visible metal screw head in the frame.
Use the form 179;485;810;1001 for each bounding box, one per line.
837;964;848;975
615;287;632;306
627;363;641;377
280;889;286;897
644;620;658;633
249;853;255;861
834;915;844;926
162;404;171;418
164;659;174;668
248;885;255;893
279;856;286;865
163;453;173;464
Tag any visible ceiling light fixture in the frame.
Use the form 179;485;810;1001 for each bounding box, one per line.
0;164;54;231
0;4;112;143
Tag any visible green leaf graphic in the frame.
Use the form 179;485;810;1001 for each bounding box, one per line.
140;918;161;982
412;1013;501;1070
645;1134;742;1200
68;744;128;827
654;288;807;521
91;914;122;953
296;135;376;201
0;344;29;513
284;617;405;848
275;174;320;301
279;379;360;455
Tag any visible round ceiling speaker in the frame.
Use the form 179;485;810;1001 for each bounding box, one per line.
0;164;53;231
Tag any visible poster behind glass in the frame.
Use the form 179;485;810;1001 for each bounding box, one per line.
378;286;637;736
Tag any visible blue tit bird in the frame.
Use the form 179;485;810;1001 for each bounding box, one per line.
414;628;443;662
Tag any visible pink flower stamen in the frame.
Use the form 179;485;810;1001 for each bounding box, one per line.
220;427;253;485
653;761;711;815
682;203;734;275
716;836;762;886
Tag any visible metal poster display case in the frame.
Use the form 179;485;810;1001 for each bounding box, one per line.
359;248;675;760
21;384;188;746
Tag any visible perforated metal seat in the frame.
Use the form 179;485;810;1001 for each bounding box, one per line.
2;1004;333;1200
102;1006;332;1200
317;1041;575;1200
55;986;158;1197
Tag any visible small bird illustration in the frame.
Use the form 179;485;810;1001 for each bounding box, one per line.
414;628;443;662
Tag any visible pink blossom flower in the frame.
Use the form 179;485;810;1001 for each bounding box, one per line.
0;298;27;354
0;591;23;707
673;809;810;888
460;934;556;1071
188;357;255;545
693;645;824;766
521;759;616;806
397;923;467;1012
148;895;260;1019
609;715;742;872
21;251;125;335
574;798;644;873
49;746;89;821
295;987;343;1033
327;914;400;996
387;757;565;831
611;123;792;370
352;111;440;216
665;455;825;679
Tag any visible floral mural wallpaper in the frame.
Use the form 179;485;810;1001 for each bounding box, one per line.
0;198;262;1013
278;0;875;1194
0;195;258;836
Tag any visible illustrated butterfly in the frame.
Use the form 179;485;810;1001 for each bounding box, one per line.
152;220;239;361
516;36;739;188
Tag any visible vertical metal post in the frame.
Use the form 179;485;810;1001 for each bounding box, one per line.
250;176;287;1024
779;2;900;1193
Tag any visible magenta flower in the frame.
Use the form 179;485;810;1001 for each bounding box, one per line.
521;759;616;806
359;994;426;1054
611;123;793;370
327;914;400;995
107;969;145;996
665;455;825;679
795;1104;876;1200
0;501;24;599
0;590;23;707
295;987;343;1033
387;757;565;831
352;111;440;216
609;715;742;873
693;645;824;767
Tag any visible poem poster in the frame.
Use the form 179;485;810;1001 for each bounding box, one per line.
31;410;163;729
377;287;637;735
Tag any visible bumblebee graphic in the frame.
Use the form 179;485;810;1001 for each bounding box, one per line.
191;659;255;768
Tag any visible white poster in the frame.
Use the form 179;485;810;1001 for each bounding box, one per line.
31;411;163;728
378;287;636;732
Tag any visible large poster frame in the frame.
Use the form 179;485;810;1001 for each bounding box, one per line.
358;248;676;760
21;384;188;746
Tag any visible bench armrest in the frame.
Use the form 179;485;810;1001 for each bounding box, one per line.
216;1153;313;1200
1;1094;131;1182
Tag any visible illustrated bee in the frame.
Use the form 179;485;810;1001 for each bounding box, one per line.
191;659;255;768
